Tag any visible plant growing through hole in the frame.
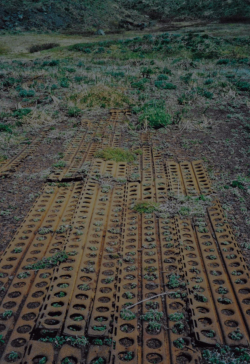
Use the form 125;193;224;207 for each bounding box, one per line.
124;291;134;299
17;272;30;279
93;325;106;331
89;246;98;251
104;338;112;346
38;227;52;235
217;286;228;294
229;328;243;340
58;292;66;298
206;330;216;338
172;322;185;334
73;315;83;321
79;284;90;291
218;297;232;304
173;338;185;349
147;321;161;332
13;248;22;253
93;339;103;345
8;351;19;360
3;310;13;319
141;310;163;322
0;335;5;345
62;358;73;364
207;255;217;260
92;358;105;364
232;271;242;276
39;358;47;364
126;265;136;271
59;283;69;288
103;277;114;284
194;293;208;302
169;312;184;321
122;352;133;361
120;308;136;321
167;273;185;289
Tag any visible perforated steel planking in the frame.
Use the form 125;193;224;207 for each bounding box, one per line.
88;184;125;337
177;217;223;345
57;344;82;364
208;201;250;338
165;160;212;196
141;185;168;364
0;183;80;358
62;161;119;337
158;217;200;364
152;148;167;203
48;111;126;182
194;215;249;346
22;341;54;364
0;185;58;288
165;161;185;196
111;182;141;364
87;344;110;364
36;169;101;333
1;182;84;363
0;130;49;177
180;161;200;196
192;160;213;195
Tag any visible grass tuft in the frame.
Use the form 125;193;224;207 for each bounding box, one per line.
95;147;139;163
133;201;159;214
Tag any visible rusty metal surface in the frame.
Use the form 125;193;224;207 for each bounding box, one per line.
165;161;185;196
111;182;141;364
177;217;223;345
88;184;125;337
0;185;58;287
57;344;82;364
208;201;250;338
36;180;99;333
158;217;200;364
1;118;250;364
48;109;129;182
22;341;54;364
192;160;213;195
0;130;49;177
195;215;249;346
0;183;82;363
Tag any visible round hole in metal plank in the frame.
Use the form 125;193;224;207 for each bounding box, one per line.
146;353;163;363
32;291;44;298
146;339;162;349
4;351;22;362
67;324;82;331
0;324;6;332
32;356;48;364
197;307;210;314
198;317;212;326
225;320;238;327
11;338;27;347
76;294;88;300
22;312;36;321
44;319;60;325
3;301;16;309
119;337;134;347
73;304;86;311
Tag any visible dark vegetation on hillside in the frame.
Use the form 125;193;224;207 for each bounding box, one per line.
0;0;249;32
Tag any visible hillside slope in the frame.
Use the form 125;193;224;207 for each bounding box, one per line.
0;0;249;32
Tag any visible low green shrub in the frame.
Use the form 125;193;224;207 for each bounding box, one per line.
29;43;60;53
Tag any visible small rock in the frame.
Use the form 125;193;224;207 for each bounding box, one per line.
95;29;105;36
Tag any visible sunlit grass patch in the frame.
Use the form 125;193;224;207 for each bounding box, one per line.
95;147;140;163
